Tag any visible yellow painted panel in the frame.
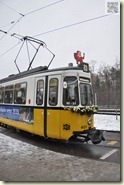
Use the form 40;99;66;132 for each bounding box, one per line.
60;110;94;140
47;109;60;139
0;108;94;141
0;117;33;133
34;108;44;136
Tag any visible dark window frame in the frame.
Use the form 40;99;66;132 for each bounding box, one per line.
80;83;93;106
14;82;27;104
0;87;4;103
49;78;58;106
36;80;44;105
63;76;79;106
4;85;14;104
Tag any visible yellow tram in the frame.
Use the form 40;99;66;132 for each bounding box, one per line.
0;62;104;144
0;37;104;144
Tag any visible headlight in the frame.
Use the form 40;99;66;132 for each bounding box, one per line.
88;118;92;125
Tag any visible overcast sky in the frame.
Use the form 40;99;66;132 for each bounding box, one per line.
0;0;120;79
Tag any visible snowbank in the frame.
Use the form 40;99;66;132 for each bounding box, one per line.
94;114;120;131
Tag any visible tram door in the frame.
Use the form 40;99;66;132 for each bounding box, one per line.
34;77;45;136
46;75;61;139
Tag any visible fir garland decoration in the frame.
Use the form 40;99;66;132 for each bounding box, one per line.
64;106;98;115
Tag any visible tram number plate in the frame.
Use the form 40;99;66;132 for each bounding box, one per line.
81;125;87;129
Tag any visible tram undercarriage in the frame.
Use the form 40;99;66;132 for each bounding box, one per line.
72;128;105;144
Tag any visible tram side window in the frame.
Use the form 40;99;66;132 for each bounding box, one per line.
0;87;4;103
36;80;44;105
63;76;79;106
14;82;27;104
4;85;14;104
49;78;58;106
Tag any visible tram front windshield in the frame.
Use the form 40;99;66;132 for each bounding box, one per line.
63;76;93;106
80;83;92;106
63;76;79;106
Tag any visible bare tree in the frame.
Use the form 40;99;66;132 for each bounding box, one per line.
90;59;120;109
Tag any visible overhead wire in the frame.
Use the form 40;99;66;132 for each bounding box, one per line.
0;0;117;62
0;0;64;41
0;0;64;17
33;14;114;37
0;1;24;16
0;21;15;29
0;13;114;59
25;0;64;16
1;13;112;39
0;29;7;34
0;41;22;58
0;1;24;40
0;17;24;40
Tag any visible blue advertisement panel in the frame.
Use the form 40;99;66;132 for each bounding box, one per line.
0;105;34;124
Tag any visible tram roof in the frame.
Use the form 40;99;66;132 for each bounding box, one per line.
0;63;89;84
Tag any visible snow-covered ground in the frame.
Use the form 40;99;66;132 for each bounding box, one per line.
0;114;120;181
0;130;120;181
94;114;120;131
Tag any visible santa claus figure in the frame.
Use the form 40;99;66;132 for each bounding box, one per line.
74;51;85;64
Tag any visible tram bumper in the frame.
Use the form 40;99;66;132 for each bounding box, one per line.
87;128;105;144
73;128;105;144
